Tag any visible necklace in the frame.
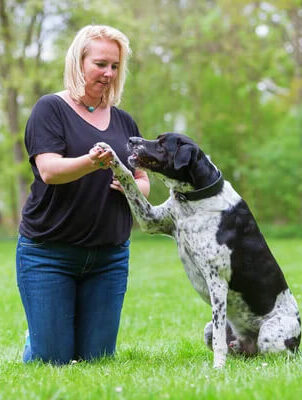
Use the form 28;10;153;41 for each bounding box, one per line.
80;98;102;112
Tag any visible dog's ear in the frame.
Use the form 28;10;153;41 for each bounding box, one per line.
174;144;198;170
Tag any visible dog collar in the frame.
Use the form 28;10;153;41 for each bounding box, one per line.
174;171;224;202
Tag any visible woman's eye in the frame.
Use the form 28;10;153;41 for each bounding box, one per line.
95;63;118;71
96;63;106;68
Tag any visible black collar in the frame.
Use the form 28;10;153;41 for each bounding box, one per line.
174;170;224;202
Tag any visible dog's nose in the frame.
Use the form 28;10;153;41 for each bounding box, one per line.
129;137;143;145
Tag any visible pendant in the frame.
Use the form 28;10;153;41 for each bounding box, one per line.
87;106;95;112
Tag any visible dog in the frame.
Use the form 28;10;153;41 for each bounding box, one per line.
95;133;301;368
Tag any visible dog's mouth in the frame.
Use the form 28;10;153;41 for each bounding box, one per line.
128;152;159;169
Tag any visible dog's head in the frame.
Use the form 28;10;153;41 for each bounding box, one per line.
128;133;217;191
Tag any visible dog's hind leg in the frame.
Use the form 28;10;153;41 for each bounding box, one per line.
257;315;301;354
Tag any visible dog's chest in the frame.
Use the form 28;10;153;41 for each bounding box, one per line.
173;207;232;303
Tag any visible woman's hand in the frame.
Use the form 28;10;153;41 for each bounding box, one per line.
110;177;124;193
89;145;150;197
88;145;113;169
110;170;150;197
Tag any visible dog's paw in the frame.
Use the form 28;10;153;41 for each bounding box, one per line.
228;339;241;354
94;142;113;154
213;354;226;369
94;142;121;167
213;359;226;369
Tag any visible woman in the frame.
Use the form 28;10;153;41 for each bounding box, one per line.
16;25;149;364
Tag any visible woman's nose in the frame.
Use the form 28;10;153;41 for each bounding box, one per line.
104;66;114;77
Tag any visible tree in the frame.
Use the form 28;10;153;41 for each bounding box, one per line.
0;0;77;227
0;0;301;232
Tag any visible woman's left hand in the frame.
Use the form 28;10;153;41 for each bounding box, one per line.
110;177;124;193
110;170;150;197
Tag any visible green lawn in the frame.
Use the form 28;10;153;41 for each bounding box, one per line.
0;233;302;399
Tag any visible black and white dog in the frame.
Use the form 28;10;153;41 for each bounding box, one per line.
96;133;301;368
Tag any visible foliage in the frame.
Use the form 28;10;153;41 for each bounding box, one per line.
1;233;302;399
0;0;302;230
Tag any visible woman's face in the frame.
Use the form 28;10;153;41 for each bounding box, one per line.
82;38;120;101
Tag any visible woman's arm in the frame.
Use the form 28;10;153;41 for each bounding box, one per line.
35;148;112;184
36;147;150;197
133;169;150;198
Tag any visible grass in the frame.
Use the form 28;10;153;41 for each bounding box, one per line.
0;232;302;399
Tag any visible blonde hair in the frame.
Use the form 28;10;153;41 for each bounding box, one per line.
64;25;131;106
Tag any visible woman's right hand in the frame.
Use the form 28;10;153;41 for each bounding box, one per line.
88;145;113;169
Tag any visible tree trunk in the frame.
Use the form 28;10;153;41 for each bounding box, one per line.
7;87;28;226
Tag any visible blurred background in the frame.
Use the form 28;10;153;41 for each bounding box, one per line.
0;0;301;237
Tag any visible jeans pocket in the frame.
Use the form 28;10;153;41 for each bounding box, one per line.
19;235;46;248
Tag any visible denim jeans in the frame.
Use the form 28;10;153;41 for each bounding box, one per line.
16;234;129;365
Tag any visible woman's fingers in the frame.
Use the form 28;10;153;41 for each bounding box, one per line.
110;178;124;193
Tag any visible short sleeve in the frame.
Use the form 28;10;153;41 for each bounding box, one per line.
25;95;66;165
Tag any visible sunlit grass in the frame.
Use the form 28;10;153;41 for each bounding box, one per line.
0;233;302;399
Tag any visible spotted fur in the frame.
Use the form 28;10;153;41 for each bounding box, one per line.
95;133;301;368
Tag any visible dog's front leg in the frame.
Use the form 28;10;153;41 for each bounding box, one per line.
94;142;140;189
94;142;174;235
207;278;228;368
94;142;133;181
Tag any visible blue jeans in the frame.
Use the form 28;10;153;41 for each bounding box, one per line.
16;235;129;365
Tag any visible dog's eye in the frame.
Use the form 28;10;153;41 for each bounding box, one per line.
156;140;166;153
158;136;164;143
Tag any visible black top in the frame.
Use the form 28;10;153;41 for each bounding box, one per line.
19;94;141;247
